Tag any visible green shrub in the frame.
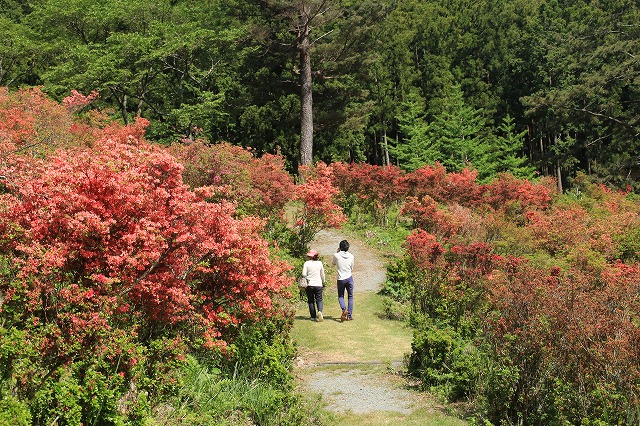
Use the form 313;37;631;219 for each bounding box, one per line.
380;295;409;321
151;356;329;426
408;325;481;401
222;316;296;389
0;395;31;426
380;257;413;303
28;363;145;426
476;354;521;425
615;227;640;262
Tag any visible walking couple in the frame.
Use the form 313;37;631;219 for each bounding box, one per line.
302;240;354;322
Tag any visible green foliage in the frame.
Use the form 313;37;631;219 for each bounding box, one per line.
379;296;410;321
27;362;147;426
476;355;520;424
488;115;536;180
408;325;481;402
615;227;640;263
380;257;413;303
152;356;327;426
392;85;533;183
0;395;31;426
3;0;639;188
0;15;41;87
222;317;296;390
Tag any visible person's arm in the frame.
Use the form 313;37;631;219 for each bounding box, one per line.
320;264;326;284
302;261;309;278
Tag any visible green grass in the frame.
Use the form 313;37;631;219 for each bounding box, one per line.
329;409;469;426
342;212;413;259
292;290;413;363
150;356;330;426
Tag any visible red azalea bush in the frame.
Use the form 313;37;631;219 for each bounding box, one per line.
483;260;640;424
398;167;640;423
404;163;481;206
405;230;501;329
331;162;408;224
168;140;295;220
0;94;292;423
0;87;77;157
479;173;555;213
292;162;347;255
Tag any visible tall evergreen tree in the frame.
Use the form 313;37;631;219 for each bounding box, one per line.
392;84;489;173
489;115;536;180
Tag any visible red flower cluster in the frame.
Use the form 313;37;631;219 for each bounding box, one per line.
0;89;292;404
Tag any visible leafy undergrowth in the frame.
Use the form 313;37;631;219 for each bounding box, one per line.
149;356;330;426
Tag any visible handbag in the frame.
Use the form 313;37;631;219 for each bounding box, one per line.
298;277;309;288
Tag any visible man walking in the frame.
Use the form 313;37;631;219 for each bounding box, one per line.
332;240;355;321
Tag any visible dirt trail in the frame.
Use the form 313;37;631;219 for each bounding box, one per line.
310;229;386;293
294;229;423;417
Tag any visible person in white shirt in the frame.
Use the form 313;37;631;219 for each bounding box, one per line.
302;249;326;322
332;240;354;321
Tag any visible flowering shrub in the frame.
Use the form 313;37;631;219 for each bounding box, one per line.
398;165;640;424
168;140;295;220
0;87;77;157
479;173;554;213
62;89;99;113
404;163;481;205
331;162;408;225
292;162;346;255
0;99;291;423
483;260;640;424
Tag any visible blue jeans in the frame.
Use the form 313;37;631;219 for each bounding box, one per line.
305;286;323;318
337;276;354;318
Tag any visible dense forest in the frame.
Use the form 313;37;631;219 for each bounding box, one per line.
2;0;639;189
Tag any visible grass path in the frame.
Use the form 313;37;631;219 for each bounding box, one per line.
291;229;468;425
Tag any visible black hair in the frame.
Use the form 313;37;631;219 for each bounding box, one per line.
339;240;349;252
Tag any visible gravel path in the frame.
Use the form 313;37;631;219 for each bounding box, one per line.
296;228;418;415
304;369;415;415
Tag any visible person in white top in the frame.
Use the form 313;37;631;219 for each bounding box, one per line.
302;249;326;322
332;240;354;321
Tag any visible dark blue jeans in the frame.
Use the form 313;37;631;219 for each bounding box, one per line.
337;276;354;318
305;286;323;319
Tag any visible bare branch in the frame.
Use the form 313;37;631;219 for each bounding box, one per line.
572;107;628;126
179;250;214;280
136;239;176;284
585;133;613;147
311;29;334;46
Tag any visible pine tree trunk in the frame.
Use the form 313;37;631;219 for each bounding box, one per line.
555;135;563;193
383;127;390;167
299;25;313;167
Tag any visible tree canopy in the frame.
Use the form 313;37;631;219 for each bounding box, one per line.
2;0;639;190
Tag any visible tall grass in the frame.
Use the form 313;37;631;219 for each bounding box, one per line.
150;356;330;425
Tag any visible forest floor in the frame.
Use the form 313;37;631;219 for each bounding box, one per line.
292;229;469;425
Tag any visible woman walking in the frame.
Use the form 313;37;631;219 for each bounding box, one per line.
302;249;326;321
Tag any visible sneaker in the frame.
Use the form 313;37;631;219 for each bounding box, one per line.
347;316;354;321
341;309;348;322
317;311;324;322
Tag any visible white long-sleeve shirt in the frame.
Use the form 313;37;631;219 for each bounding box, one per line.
302;260;325;287
332;251;354;280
